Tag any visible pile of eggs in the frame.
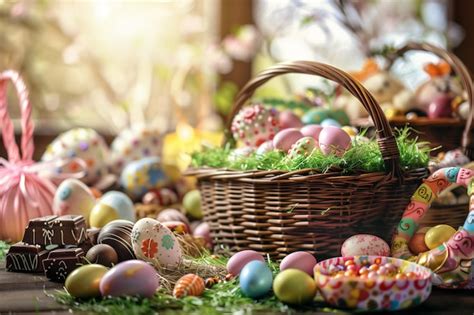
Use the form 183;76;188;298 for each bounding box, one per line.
408;224;457;254
227;250;318;304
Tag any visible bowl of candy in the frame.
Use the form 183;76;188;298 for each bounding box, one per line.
314;256;433;311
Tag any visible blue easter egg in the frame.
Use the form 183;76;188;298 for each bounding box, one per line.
120;157;169;199
320;118;341;128
100;191;135;222
239;260;273;299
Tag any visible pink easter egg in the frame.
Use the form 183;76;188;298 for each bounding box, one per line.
427;95;453;119
341;234;390;257
300;124;323;144
231;104;279;147
256;140;274;155
273;128;304;152
280;251;317;275
318;126;351;157
279;110;303;129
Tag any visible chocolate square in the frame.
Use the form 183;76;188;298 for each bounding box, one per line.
6;242;49;273
22;215;87;246
42;248;85;282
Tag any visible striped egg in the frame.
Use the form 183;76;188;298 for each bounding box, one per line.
173;274;205;298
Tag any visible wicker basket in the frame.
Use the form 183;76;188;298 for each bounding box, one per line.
384;42;474;155
187;61;428;259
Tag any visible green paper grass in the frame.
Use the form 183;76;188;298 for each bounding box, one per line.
191;128;431;173
0;241;10;261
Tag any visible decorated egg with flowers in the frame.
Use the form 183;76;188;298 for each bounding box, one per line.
231;104;279;147
42;128;109;185
131;218;183;268
109;126;162;174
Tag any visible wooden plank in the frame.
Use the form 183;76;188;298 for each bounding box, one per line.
0;261;62;291
0;289;67;313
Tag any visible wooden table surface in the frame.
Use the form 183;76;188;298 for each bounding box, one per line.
0;261;473;315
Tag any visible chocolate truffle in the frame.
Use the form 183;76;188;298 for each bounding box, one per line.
97;220;135;262
86;244;118;267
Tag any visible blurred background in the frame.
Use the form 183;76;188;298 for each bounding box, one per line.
0;0;473;159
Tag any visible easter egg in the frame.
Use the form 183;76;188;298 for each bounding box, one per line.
287;137;317;159
318;126;351;157
65;264;108;298
231;104;279;147
457;101;470;120
86;244;118;267
162;221;189;234
97;220;135;262
120;157;172;199
273;269;316;304
320;118;341;128
273;128;304;152
53;178;95;219
100;260;159;298
428;95;453;119
173;274;205;298
279;110;303;129
341;126;358;137
131;218;183;268
157;208;190;226
341;234;390;257
302;108;331;124
328;109;350;125
280;252;317;276
183;190;203;219
228;147;254;163
300;124;322;143
227;250;264;276
142;188;178;206
425;224;457;249
42;128;109;185
90;191;135;228
256;140;274;155
193;222;212;248
408;227;430;254
109;126;162;174
239;260;273;299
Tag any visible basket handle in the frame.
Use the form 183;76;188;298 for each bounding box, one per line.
0;71;35;163
224;61;402;177
384;42;474;158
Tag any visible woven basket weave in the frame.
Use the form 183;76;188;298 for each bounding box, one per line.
384;42;474;156
187;61;428;259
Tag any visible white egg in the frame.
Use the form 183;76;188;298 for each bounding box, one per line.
53;179;95;220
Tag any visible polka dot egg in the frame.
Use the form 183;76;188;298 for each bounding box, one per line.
287;137;317;159
42;128;109;184
231;104;279;147
109;126;162;174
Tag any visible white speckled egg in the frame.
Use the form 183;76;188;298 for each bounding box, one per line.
131;218;183;268
318;126;351;157
53;178;95;220
42;128;109;184
273;128;303;152
287;137;317;159
109;126;162;174
120;157;172;199
341;234;390;257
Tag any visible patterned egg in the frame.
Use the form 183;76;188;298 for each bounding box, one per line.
256;140;274;155
318;126;351;157
341;234;390;257
97;220;136;262
142;188;178;206
65;264;108;298
424;224;456;250
321;118;341;128
120;157;172;199
53;178;95;220
131;218;183;268
408;227;430;254
157;208;190;227
109;126;162;174
228;147;254;163
273;269;316;305
162;221;189;234
183;190;202;219
227;250;264;276
239;260;273;299
42;128;109;185
173;273;205;298
300;124;322;143
273;128;304;152
90;191;135;228
279;110;303;129
99;260;160;298
280;251;317;276
231;104;279;147
287;137;317;159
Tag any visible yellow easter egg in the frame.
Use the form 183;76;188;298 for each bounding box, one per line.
65;264;108;298
424;224;456;250
89;203;120;228
341;126;358;137
273;269;316;305
384;107;400;119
